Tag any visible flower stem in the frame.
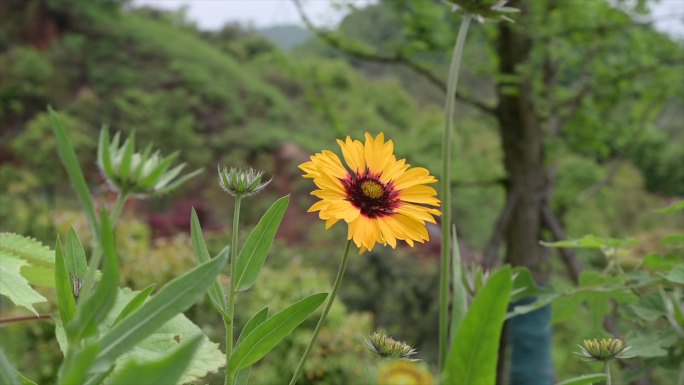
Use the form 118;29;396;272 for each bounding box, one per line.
225;196;242;385
439;14;472;370
605;361;612;385
110;191;128;227
288;239;353;385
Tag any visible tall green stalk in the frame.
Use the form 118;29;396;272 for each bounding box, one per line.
288;239;353;385
439;14;472;370
225;196;242;385
605;361;612;385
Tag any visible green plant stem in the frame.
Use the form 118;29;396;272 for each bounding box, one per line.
110;191;128;226
439;13;471;370
605;361;612;385
225;196;242;385
0;314;51;324
288;239;353;385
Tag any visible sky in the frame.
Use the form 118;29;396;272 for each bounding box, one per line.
132;0;684;36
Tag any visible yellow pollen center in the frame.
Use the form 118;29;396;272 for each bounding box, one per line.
360;180;384;199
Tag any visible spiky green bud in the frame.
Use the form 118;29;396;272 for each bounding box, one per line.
576;338;634;362
97;128;201;196
445;0;519;23
218;166;271;198
363;331;418;360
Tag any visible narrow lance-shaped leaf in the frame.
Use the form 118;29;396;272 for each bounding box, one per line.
97;127;114;184
556;373;608;385
65;228;88;282
235;195;289;291
58;343;101;385
48;106;99;240
93;250;227;370
112;283;157;326
55;237;77;332
444;266;512;385
190;208;227;314
235;307;269;385
0;348;21;385
67;211;119;342
108;335;203;385
229;292;327;374
118;132;135;182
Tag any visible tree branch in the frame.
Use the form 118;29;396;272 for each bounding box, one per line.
291;0;497;116
483;190;518;268
541;204;582;284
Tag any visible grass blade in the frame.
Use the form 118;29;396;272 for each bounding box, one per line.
55;237;77;335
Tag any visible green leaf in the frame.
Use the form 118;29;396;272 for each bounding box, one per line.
108;335;202;385
59;343;101;385
55;238;77;331
510;266;550;303
235;307;269;385
235;195;289;291
556;373;607;385
662;264;684;284
228;292;327;374
541;235;638;250
656;200;684;214
0;233;54;287
627;329;678;357
450;225;467;345
642;253;680;271
65;228;88;281
0;251;47;315
112;283;156;326
0;348;21;385
48;106;99;241
67;212;119;342
118;133;135;182
444;266;512;385
94;251;226;369
190;208;227;314
627;293;666;321
17;371;37;385
97;127;114;183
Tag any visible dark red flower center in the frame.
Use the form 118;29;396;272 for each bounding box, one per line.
342;172;399;218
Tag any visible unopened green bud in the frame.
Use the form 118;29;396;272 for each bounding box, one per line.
363;331;418;360
576;338;633;362
97;128;201;196
218;166;271;198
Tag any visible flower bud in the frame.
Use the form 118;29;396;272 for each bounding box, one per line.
363;331;417;360
576;338;633;361
218;166;271;198
97;128;201;196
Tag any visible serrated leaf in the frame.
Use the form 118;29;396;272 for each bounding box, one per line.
55;238;77;332
627;293;666;321
556;373;607;385
93;252;226;370
627;329;678;357
235;195;289;291
67;212;119;342
55;287;224;385
0;252;47;315
108;335;202;385
444;267;512;385
48;106;99;241
662;264;684;284
190;208;227;315
228;292;326;374
112;283;156;326
0;233;54;287
235;307;268;385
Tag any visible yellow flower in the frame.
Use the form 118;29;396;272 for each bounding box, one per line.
300;133;440;252
378;361;434;385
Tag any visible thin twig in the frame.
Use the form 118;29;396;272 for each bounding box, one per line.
0;314;52;324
